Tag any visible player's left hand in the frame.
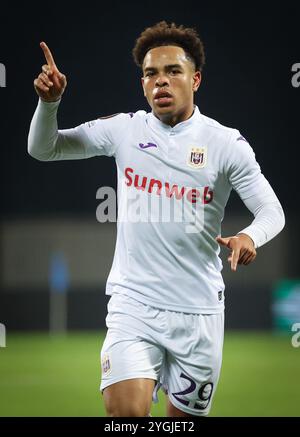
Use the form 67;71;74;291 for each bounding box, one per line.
216;234;256;272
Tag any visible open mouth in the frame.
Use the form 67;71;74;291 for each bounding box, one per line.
154;91;173;106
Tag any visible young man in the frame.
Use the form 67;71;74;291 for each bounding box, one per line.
28;21;285;417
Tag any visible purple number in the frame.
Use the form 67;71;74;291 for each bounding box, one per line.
171;373;214;410
194;382;214;410
171;373;196;406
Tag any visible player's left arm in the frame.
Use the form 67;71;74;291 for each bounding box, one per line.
217;131;285;272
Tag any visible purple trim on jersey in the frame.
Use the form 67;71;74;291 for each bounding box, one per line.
139;142;158;149
128;112;135;118
98;113;120;120
237;135;247;142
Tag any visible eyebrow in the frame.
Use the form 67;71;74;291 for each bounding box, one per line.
144;64;184;73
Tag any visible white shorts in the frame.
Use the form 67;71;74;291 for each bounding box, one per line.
100;293;224;416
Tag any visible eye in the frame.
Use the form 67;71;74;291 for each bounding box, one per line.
145;71;154;77
170;69;181;75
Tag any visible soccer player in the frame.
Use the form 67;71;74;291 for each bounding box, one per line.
28;21;285;417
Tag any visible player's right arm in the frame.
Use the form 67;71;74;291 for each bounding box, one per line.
28;42;125;161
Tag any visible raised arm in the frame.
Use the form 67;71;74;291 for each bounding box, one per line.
28;43;112;161
28;42;133;162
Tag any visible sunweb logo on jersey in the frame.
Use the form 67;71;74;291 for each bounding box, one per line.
96;167;214;234
124;167;213;204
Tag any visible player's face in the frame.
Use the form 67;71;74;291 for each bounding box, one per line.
141;45;201;126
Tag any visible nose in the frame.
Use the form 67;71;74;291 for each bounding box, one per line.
155;74;169;87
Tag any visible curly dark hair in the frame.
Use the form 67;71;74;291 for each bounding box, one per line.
132;21;205;72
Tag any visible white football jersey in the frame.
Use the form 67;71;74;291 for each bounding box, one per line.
28;102;284;314
74;105;273;313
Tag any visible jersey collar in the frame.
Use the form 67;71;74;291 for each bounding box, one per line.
147;105;202;133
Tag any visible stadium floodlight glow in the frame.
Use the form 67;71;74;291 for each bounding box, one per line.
0;63;6;87
0;323;6;347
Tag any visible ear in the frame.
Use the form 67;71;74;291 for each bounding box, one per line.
193;71;202;92
141;76;146;97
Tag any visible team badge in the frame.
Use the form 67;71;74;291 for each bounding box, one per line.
101;353;112;375
187;147;207;169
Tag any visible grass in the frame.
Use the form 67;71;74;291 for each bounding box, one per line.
0;331;299;416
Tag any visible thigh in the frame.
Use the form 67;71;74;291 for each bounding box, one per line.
164;311;224;417
100;329;163;390
103;378;155;417
100;294;165;414
166;397;195;417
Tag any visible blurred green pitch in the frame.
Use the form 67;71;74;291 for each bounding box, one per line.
0;331;299;417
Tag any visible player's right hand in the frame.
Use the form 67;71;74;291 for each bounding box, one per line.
34;42;67;102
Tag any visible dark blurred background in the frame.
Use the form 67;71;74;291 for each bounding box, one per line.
0;1;299;332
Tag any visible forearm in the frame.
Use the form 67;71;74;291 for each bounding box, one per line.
28;98;62;161
238;195;285;249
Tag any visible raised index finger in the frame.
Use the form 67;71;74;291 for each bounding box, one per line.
40;42;57;69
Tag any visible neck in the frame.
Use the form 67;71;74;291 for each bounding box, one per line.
155;105;195;127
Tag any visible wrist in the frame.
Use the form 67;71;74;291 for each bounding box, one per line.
237;233;255;247
40;97;61;104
